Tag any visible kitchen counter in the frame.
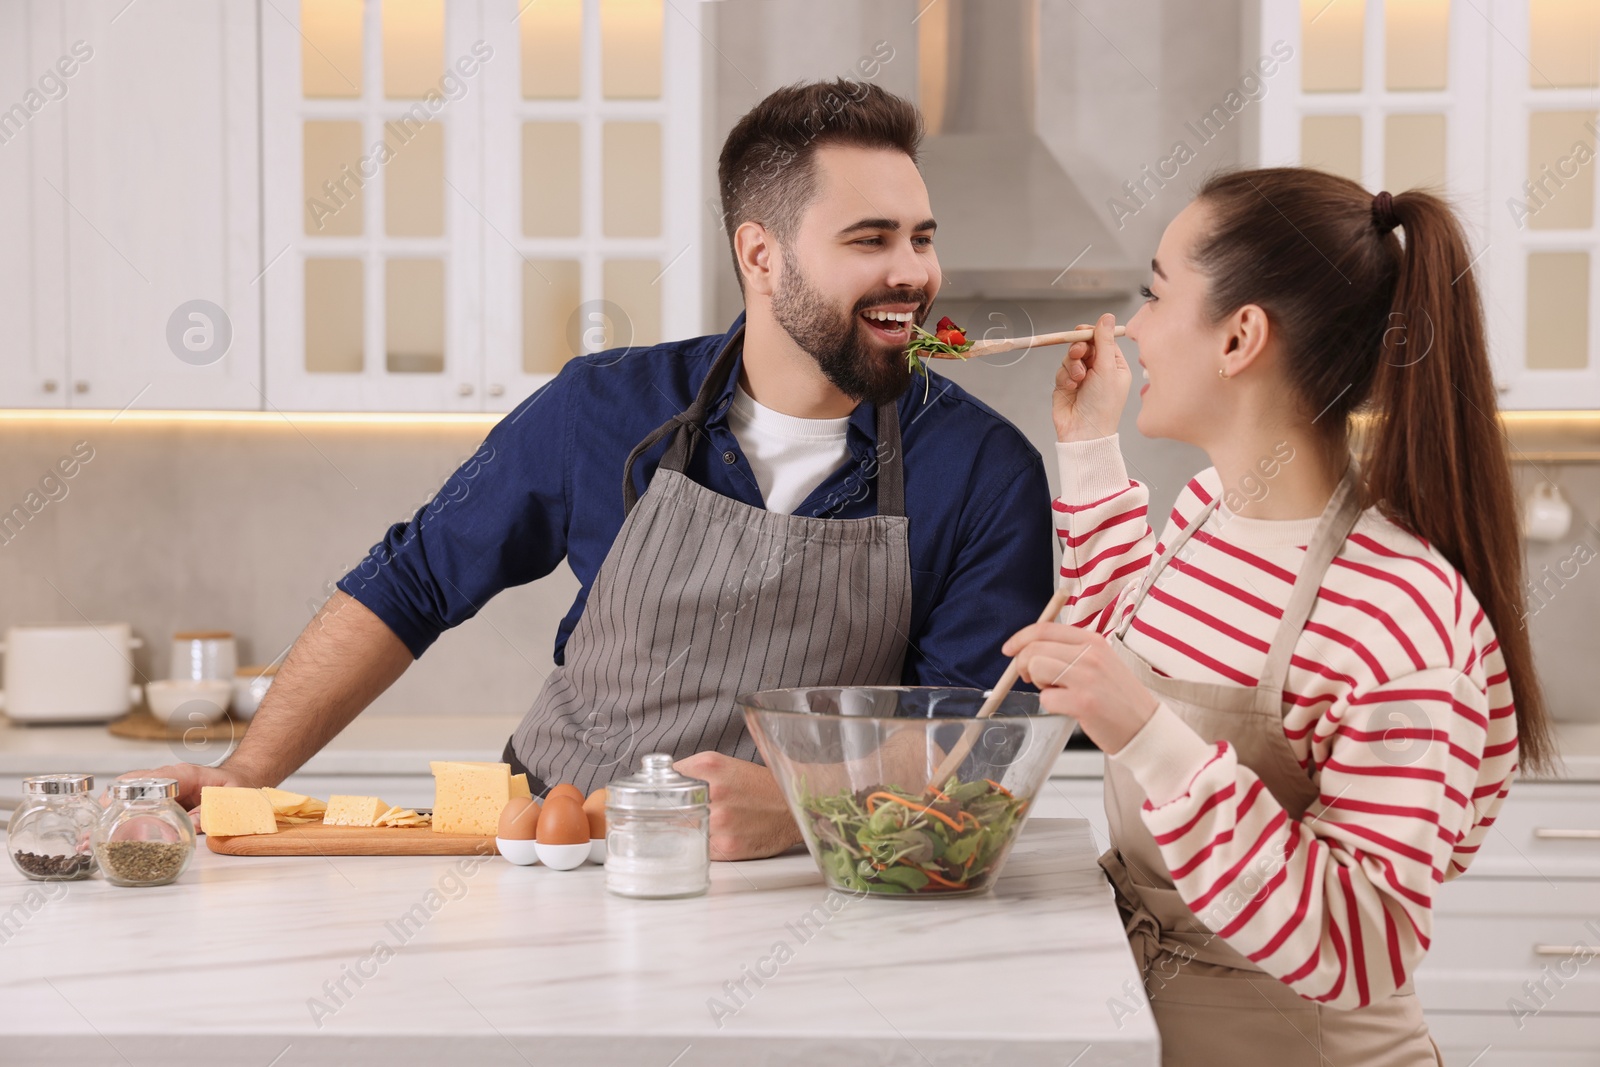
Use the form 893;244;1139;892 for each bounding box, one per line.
0;713;525;778
3;713;1597;787
0;818;1158;1066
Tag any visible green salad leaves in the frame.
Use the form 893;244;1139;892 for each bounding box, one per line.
801;776;1028;895
904;317;974;401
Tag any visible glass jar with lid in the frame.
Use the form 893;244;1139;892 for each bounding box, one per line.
7;773;98;881
604;753;710;899
93;778;195;887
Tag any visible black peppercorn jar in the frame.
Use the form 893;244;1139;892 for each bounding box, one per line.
93;778;195;887
7;773;99;881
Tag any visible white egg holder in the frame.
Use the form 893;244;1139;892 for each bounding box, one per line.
495;838;607;869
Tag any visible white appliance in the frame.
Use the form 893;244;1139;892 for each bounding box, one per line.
0;623;144;723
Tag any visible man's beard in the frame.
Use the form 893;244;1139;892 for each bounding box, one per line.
770;250;924;406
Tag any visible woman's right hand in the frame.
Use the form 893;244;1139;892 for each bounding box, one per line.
1053;312;1131;443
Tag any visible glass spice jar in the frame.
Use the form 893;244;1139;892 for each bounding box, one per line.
93;778;195;887
7;774;98;881
604;754;710;899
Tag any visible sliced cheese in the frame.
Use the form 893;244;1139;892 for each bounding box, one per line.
200;786;278;836
323;795;391;827
431;761;511;835
510;773;531;800
261;787;327;818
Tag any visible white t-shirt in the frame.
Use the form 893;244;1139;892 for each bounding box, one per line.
726;386;852;516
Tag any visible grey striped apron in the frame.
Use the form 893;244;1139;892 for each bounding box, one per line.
504;327;914;797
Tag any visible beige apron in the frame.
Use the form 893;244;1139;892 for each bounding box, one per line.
1100;468;1441;1066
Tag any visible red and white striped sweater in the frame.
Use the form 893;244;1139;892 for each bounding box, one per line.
1056;437;1519;1010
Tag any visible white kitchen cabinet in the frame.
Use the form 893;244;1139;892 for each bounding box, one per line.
2;0;263;411
260;0;705;413
0;3;70;408
1254;0;1600;409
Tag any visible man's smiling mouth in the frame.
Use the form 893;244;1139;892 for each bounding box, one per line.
859;306;919;343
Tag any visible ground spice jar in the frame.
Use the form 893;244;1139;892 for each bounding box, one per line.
7;774;98;881
93;778;195;887
604;754;711;899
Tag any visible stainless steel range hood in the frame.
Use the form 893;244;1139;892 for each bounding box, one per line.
917;0;1137;300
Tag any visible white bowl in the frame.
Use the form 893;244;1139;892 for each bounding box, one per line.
588;838;607;865
535;841;590;870
230;671;274;720
495;837;540;866
145;679;231;728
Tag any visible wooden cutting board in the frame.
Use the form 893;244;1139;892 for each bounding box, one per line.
207;822;499;857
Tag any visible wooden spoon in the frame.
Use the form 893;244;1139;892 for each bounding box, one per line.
926;325;1127;360
923;583;1075;793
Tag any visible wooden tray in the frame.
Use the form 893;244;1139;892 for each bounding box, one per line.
109;709;248;742
207;822;498;857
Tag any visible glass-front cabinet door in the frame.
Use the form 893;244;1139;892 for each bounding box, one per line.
1256;0;1600;410
262;0;701;412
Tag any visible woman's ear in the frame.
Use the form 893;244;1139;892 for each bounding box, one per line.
734;221;777;297
1221;303;1272;378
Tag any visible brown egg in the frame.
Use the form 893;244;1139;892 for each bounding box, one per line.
583;788;607;838
545;783;584;805
536;796;589;846
497;797;541;840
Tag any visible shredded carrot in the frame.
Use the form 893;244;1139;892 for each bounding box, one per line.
915;865;969;890
957;810;981;830
865;791;965;833
983;779;1013;798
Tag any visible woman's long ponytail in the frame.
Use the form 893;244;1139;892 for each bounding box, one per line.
1364;192;1553;774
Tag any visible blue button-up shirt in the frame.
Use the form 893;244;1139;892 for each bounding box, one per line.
338;315;1054;690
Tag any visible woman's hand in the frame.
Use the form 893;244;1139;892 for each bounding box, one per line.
1053;312;1131;443
1002;621;1158;754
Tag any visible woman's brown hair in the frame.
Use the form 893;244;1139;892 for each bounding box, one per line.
1192;167;1553;775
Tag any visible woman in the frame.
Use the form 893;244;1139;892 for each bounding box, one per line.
1005;168;1553;1065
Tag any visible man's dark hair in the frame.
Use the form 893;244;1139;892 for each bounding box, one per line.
717;79;922;289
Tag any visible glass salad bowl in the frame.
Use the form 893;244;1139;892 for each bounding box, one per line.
741;687;1076;898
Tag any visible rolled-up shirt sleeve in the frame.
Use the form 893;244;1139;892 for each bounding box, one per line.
336;374;573;658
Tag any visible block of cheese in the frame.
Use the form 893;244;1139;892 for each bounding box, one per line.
323;795;391;827
510;773;531;800
431;761;512;835
200;786;278;836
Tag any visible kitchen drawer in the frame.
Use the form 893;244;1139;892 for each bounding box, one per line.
1427;1008;1600;1065
1416;878;1600;1015
1465;783;1600;880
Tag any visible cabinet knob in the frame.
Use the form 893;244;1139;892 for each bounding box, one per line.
457;383;474;397
42;379;58;393
74;380;89;394
488;383;505;397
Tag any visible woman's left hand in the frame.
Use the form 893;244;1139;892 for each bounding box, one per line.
1002;622;1160;754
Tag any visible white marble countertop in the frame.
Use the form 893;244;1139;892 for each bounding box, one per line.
0;818;1157;1066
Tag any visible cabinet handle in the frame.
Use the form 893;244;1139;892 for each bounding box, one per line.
1534;945;1593;957
1533;828;1600;840
487;383;505;397
457;383;474;397
42;379;58;393
74;380;88;394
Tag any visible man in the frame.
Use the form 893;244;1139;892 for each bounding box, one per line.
131;80;1053;859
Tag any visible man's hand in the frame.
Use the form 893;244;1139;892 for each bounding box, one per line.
673;752;801;861
116;763;270;829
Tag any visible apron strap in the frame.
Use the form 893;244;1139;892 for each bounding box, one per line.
1257;463;1366;694
1114;493;1221;640
621;324;908;520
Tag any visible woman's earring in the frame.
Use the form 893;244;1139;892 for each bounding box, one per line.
1218;367;1230;380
